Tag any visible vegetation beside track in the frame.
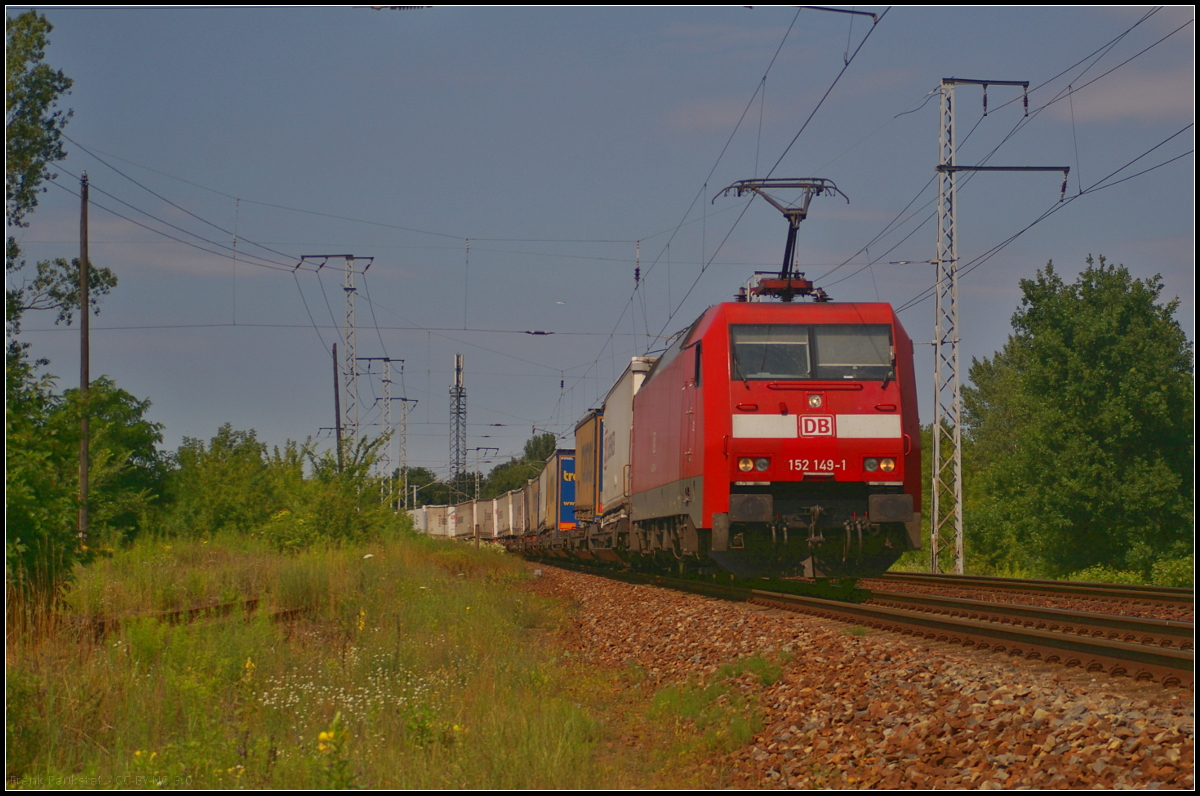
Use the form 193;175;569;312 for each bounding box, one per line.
6;534;793;789
7;534;612;789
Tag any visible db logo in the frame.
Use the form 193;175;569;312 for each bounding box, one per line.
800;416;834;437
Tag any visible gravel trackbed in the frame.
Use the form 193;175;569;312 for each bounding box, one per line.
530;565;1194;790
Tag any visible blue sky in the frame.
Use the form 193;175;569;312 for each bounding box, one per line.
9;6;1194;478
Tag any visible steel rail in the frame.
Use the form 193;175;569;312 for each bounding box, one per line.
876;572;1194;604
750;588;1193;688
867;589;1194;650
531;561;1192;686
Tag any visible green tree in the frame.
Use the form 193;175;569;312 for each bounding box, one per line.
523;432;557;464
401;432;560;506
49;378;165;545
299;434;399;544
6;351;164;605
482;458;539;498
7;249;118;336
963;257;1194;580
6;10;116;337
159;428;406;550
403;466;455;507
479;432;559;499
162;424;276;537
6;10;71;228
5;346;75;606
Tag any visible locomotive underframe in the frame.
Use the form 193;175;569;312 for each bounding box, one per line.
526;481;920;579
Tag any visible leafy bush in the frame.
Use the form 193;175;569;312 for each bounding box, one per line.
1066;565;1144;585
161;424;276;538
160;428;407;552
1151;555;1194;588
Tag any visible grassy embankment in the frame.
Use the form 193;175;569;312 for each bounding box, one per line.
6;533;771;789
7;533;606;789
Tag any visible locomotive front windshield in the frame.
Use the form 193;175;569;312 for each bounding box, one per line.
731;325;811;379
731;324;893;381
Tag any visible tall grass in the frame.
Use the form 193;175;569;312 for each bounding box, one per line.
6;534;604;789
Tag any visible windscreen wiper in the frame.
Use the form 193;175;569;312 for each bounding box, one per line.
731;349;751;390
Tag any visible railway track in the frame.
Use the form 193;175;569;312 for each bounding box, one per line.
541;561;1194;687
867;588;1193;649
876;571;1194;605
750;587;1193;689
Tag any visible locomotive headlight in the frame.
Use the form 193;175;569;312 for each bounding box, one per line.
807;394;823;409
863;458;879;472
879;458;896;472
754;457;770;472
738;457;754;472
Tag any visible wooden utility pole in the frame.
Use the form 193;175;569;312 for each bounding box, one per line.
78;172;90;544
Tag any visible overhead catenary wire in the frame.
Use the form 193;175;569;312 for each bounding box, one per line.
45;176;303;274
62;140;689;246
653;7;893;342
360;271;391;361
64;133;300;264
51;164;298;272
544;6;892;434
19;321;649;337
292;271;328;352
313;268;345;346
816;8;1189;290
633;8;806;294
893;124;1194;315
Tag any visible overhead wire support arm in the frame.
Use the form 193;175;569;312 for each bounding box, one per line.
295;254;375;272
940;77;1030;117
936;165;1071;200
798;6;879;23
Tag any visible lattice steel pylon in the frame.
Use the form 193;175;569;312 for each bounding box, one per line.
343;256;359;449
381;365;392;506
930;80;964;575
398;394;415;510
450;353;467;499
387;361;416;511
298;254;374;460
928;78;1066;575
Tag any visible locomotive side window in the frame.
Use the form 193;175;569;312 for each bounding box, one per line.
730;325;811;379
812;325;893;380
644;313;706;385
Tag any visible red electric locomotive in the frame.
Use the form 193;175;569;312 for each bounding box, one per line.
506;178;921;578
624;295;921;578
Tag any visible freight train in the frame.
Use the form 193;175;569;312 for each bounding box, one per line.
409;179;921;578
409;282;921;579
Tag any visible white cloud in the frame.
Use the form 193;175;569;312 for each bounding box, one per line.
1044;65;1194;124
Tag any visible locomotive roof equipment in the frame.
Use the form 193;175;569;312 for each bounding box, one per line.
716;178;846;302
